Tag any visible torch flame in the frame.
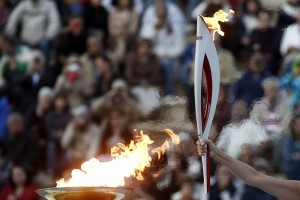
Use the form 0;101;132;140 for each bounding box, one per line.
56;129;179;187
202;9;235;39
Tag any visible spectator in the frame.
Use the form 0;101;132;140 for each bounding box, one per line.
125;38;162;88
239;0;262;47
209;165;242;200
124;38;162;115
251;77;292;139
80;32;106;90
91;79;140;123
84;0;109;35
61;105;101;166
20;51;49;112
5;0;60;59
25;87;53;170
217;101;268;161
142;4;185;95
55;15;88;67
251;77;292;172
140;0;185;37
277;0;300;29
107;0;139;69
27;87;54;143
93;54;120;97
0;0;10;31
99;108;133;155
0;34;32;85
0;165;39;200
249;10;281;75
0;78;10;140
171;177;203;200
2;113;39;172
232;53;271;107
281;57;300;108
45;94;71;176
280;8;300;56
282;113;300;180
54;55;92;109
109;0;139;38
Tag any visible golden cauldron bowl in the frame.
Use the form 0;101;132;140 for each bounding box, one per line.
36;187;133;200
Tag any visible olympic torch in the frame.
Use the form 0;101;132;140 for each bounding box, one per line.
194;10;234;194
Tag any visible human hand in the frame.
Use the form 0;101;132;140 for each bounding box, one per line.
196;139;217;157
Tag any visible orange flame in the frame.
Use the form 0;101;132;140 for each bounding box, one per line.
202;9;234;39
56;129;180;187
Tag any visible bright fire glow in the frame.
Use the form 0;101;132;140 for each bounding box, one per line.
56;129;180;187
202;9;235;39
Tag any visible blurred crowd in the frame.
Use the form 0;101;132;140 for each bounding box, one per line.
0;0;300;199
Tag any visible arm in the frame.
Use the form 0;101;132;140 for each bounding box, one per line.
5;2;24;36
197;140;300;200
45;1;60;40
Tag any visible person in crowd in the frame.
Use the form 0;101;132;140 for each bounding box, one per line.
2;113;39;172
0;34;32;85
209;165;243;200
281;57;300;108
197;139;300;200
107;0;139;69
99;108;133;155
25;87;53;170
140;0;185;37
142;4;185;95
20;51;49;110
45;94;71;176
61;105;101;167
251;77;292;171
239;0;262;48
216;101;268;162
0;165;39;200
280;8;300;56
27;87;53;143
171;177;203;200
124;38;162;115
282;113;300;180
232;53;271;107
0;77;10;140
55;15;88;68
109;0;139;38
54;54;92;109
277;0;300;29
251;77;292;139
5;0;60;60
249;10;281;75
84;0;109;35
80;32;106;90
91;78;140;123
125;38;162;88
93;54;120;97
